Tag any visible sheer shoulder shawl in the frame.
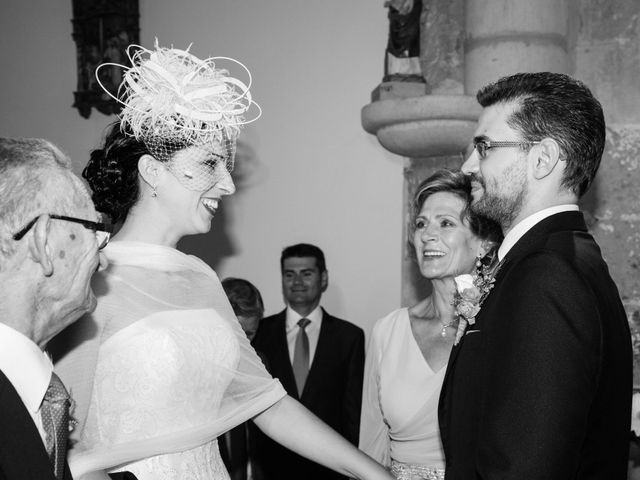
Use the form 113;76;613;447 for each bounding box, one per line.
53;242;286;476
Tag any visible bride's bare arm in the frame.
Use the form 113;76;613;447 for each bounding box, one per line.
253;395;392;480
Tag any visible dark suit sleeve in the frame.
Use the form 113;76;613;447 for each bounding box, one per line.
476;252;601;479
342;327;365;445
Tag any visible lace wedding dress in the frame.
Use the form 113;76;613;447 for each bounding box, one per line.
54;242;286;479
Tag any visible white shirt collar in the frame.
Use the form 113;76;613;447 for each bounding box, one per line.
498;204;580;261
0;323;52;414
286;304;323;329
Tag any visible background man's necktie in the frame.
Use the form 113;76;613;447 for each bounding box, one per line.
292;318;311;396
41;372;71;480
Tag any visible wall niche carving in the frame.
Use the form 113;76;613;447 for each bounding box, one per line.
71;0;139;118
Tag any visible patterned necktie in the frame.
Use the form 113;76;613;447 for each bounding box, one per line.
41;372;70;480
292;318;311;396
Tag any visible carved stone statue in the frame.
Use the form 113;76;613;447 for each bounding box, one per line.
384;0;424;81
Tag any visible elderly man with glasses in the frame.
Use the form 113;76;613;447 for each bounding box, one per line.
0;137;111;480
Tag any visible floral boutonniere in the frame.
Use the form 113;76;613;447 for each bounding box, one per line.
452;257;499;345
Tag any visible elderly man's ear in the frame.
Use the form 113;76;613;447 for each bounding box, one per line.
28;215;54;277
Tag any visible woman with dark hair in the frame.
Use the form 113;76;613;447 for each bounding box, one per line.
55;43;393;480
359;169;502;480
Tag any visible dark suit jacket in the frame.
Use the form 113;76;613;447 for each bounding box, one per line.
438;211;632;480
0;370;72;480
251;308;365;480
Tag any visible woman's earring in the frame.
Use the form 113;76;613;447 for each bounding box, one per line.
475;254;483;268
151;185;157;198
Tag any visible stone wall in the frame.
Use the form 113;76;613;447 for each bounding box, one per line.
572;0;640;368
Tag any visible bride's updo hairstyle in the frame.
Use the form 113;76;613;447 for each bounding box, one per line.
83;123;150;223
85;40;261;223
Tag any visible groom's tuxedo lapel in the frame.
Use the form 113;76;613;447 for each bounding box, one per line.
442;257;506;388
500;211;588;268
445;211;587;353
0;370;63;480
439;245;511;452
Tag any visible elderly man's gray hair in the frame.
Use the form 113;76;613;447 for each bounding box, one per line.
0;138;90;261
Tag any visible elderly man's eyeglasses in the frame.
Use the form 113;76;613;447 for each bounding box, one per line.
13;215;114;250
473;139;540;160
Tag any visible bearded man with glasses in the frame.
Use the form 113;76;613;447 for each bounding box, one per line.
0;137;109;480
438;72;631;480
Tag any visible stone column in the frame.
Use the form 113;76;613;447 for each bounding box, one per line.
464;0;571;94
361;0;473;161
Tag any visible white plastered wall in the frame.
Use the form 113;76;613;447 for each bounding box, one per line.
0;0;404;334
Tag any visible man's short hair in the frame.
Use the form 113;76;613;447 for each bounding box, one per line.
477;72;605;197
0;138;88;260
221;277;265;319
280;243;326;273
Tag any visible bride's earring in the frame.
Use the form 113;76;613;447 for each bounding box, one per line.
138;154;160;199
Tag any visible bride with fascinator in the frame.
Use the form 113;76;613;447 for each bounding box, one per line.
52;42;393;480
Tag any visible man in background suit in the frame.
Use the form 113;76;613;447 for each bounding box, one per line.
0;138;109;480
252;243;365;480
439;72;631;479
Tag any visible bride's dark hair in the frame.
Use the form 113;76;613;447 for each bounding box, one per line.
83;122;151;224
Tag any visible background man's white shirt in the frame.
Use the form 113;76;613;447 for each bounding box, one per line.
285;305;323;367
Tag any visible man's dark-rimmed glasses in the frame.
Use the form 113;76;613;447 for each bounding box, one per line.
13;214;114;250
473;139;540;160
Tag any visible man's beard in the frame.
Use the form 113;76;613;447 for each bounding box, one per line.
469;164;527;231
